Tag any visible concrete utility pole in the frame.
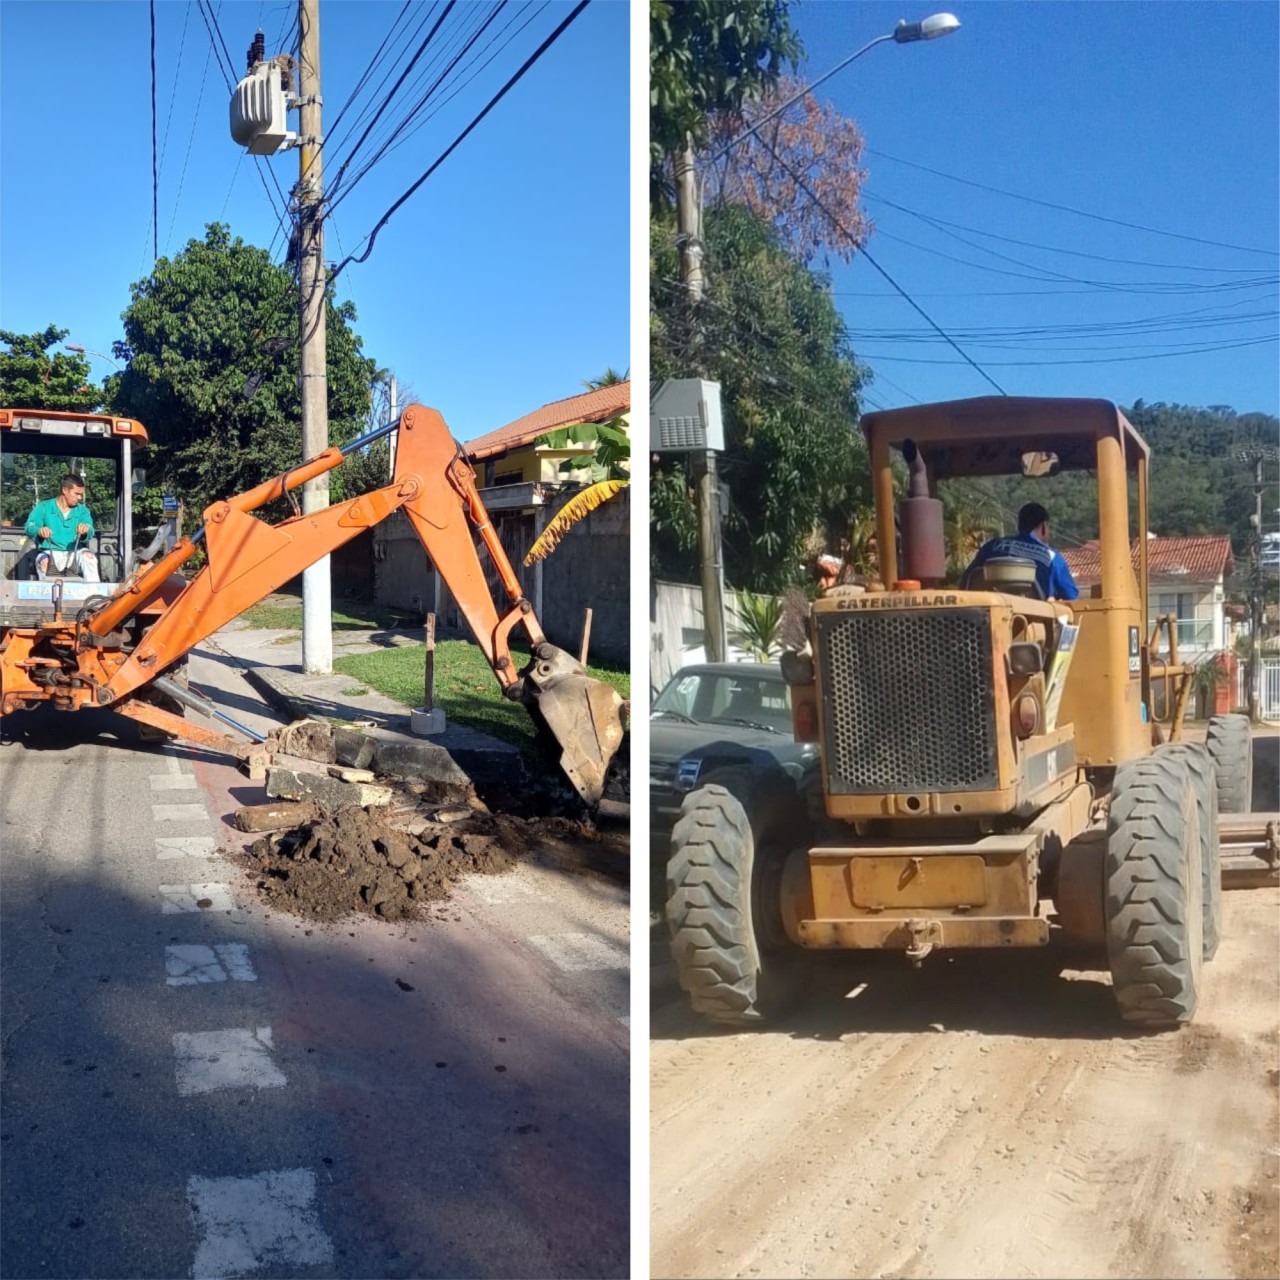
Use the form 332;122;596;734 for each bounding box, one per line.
674;138;727;663
298;0;331;674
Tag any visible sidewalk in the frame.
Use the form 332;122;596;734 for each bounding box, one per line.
203;618;521;788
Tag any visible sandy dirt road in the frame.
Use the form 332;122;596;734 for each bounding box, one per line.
651;885;1279;1280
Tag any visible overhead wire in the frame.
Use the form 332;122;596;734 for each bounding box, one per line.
331;1;547;198
865;146;1280;258
325;1;457;203
330;0;591;282
322;2;440;164
325;0;499;208
196;0;293;257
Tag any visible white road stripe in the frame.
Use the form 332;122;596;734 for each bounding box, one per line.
150;773;198;791
155;836;217;860
159;884;235;914
188;1168;333;1280
166;944;257;986
526;933;629;972
173;1027;286;1096
152;802;209;822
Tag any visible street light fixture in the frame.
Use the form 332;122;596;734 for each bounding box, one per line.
705;12;961;165
64;343;122;372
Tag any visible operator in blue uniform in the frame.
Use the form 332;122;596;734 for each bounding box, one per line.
966;501;1079;601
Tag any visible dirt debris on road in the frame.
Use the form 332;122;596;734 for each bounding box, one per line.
238;784;618;921
650;888;1280;1280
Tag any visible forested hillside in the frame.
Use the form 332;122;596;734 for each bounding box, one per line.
969;402;1277;570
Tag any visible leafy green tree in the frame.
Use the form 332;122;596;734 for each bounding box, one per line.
109;224;378;520
652;203;868;592
650;0;802;199
0;326;102;412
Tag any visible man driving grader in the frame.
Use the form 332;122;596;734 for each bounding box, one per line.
666;396;1255;1030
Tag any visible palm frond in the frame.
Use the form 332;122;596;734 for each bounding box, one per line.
524;480;628;565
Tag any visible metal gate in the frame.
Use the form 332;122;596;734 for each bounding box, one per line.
1237;657;1280;720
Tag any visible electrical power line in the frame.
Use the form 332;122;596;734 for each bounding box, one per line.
326;1;457;201
866;146;1280;258
331;0;590;282
853;332;1277;367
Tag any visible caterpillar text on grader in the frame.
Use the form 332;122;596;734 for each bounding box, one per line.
0;404;626;808
667;396;1275;1029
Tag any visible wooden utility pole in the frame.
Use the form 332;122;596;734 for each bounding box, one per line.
675;139;726;662
298;0;331;674
1249;454;1263;722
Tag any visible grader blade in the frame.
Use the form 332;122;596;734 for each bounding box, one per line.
520;644;627;808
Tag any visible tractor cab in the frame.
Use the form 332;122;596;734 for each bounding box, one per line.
0;408;153;626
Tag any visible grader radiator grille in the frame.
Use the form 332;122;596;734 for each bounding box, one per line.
816;608;998;794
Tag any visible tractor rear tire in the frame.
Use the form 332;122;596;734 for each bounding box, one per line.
1162;743;1222;961
1104;752;1203;1028
1206;713;1253;814
666;783;810;1026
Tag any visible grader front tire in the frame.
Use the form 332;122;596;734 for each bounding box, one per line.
1105;753;1204;1028
665;784;809;1026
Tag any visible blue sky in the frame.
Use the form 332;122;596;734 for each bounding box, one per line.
0;0;629;444
782;0;1279;416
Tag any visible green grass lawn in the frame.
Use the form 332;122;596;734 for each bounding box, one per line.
333;639;630;751
240;593;421;632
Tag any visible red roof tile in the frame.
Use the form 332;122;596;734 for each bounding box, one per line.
1062;535;1234;585
466;382;630;461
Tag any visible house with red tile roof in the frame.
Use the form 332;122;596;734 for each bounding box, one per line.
466;381;631;486
369;382;631;665
1062;534;1235;655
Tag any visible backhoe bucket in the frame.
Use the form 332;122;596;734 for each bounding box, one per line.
520;644;627;808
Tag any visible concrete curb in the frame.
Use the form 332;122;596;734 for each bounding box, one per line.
239;665;522;790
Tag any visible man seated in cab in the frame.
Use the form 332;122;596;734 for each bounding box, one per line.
965;501;1078;601
25;473;99;581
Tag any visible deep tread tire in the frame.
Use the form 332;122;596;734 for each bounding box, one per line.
1162;743;1222;960
1206;713;1253;814
1105;753;1203;1027
665;784;808;1026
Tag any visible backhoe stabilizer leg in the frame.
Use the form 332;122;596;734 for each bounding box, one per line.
518;644;627;808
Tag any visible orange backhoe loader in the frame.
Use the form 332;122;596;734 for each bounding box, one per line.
0;404;626;807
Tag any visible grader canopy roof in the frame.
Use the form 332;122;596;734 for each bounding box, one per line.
860;397;1151;478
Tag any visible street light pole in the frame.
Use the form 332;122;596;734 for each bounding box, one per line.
64;343;122;372
674;13;960;661
704;13;960;167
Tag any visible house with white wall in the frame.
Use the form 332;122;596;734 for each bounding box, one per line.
1062;534;1234;655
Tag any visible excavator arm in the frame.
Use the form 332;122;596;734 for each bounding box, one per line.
76;405;625;805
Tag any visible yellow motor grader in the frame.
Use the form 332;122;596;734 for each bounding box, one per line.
666;396;1272;1029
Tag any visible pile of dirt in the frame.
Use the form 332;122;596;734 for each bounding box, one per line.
242;805;531;921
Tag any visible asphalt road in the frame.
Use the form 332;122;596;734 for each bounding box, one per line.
0;644;630;1279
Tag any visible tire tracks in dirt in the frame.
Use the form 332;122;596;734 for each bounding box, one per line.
651;889;1279;1280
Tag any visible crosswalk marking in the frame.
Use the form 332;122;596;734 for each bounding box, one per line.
526;933;629;972
152;802;209;822
188;1168;334;1279
166;943;257;986
159;883;235;914
155;836;217;860
173;1027;286;1096
150;773;198;791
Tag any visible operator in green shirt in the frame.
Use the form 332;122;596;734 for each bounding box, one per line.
24;473;99;581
